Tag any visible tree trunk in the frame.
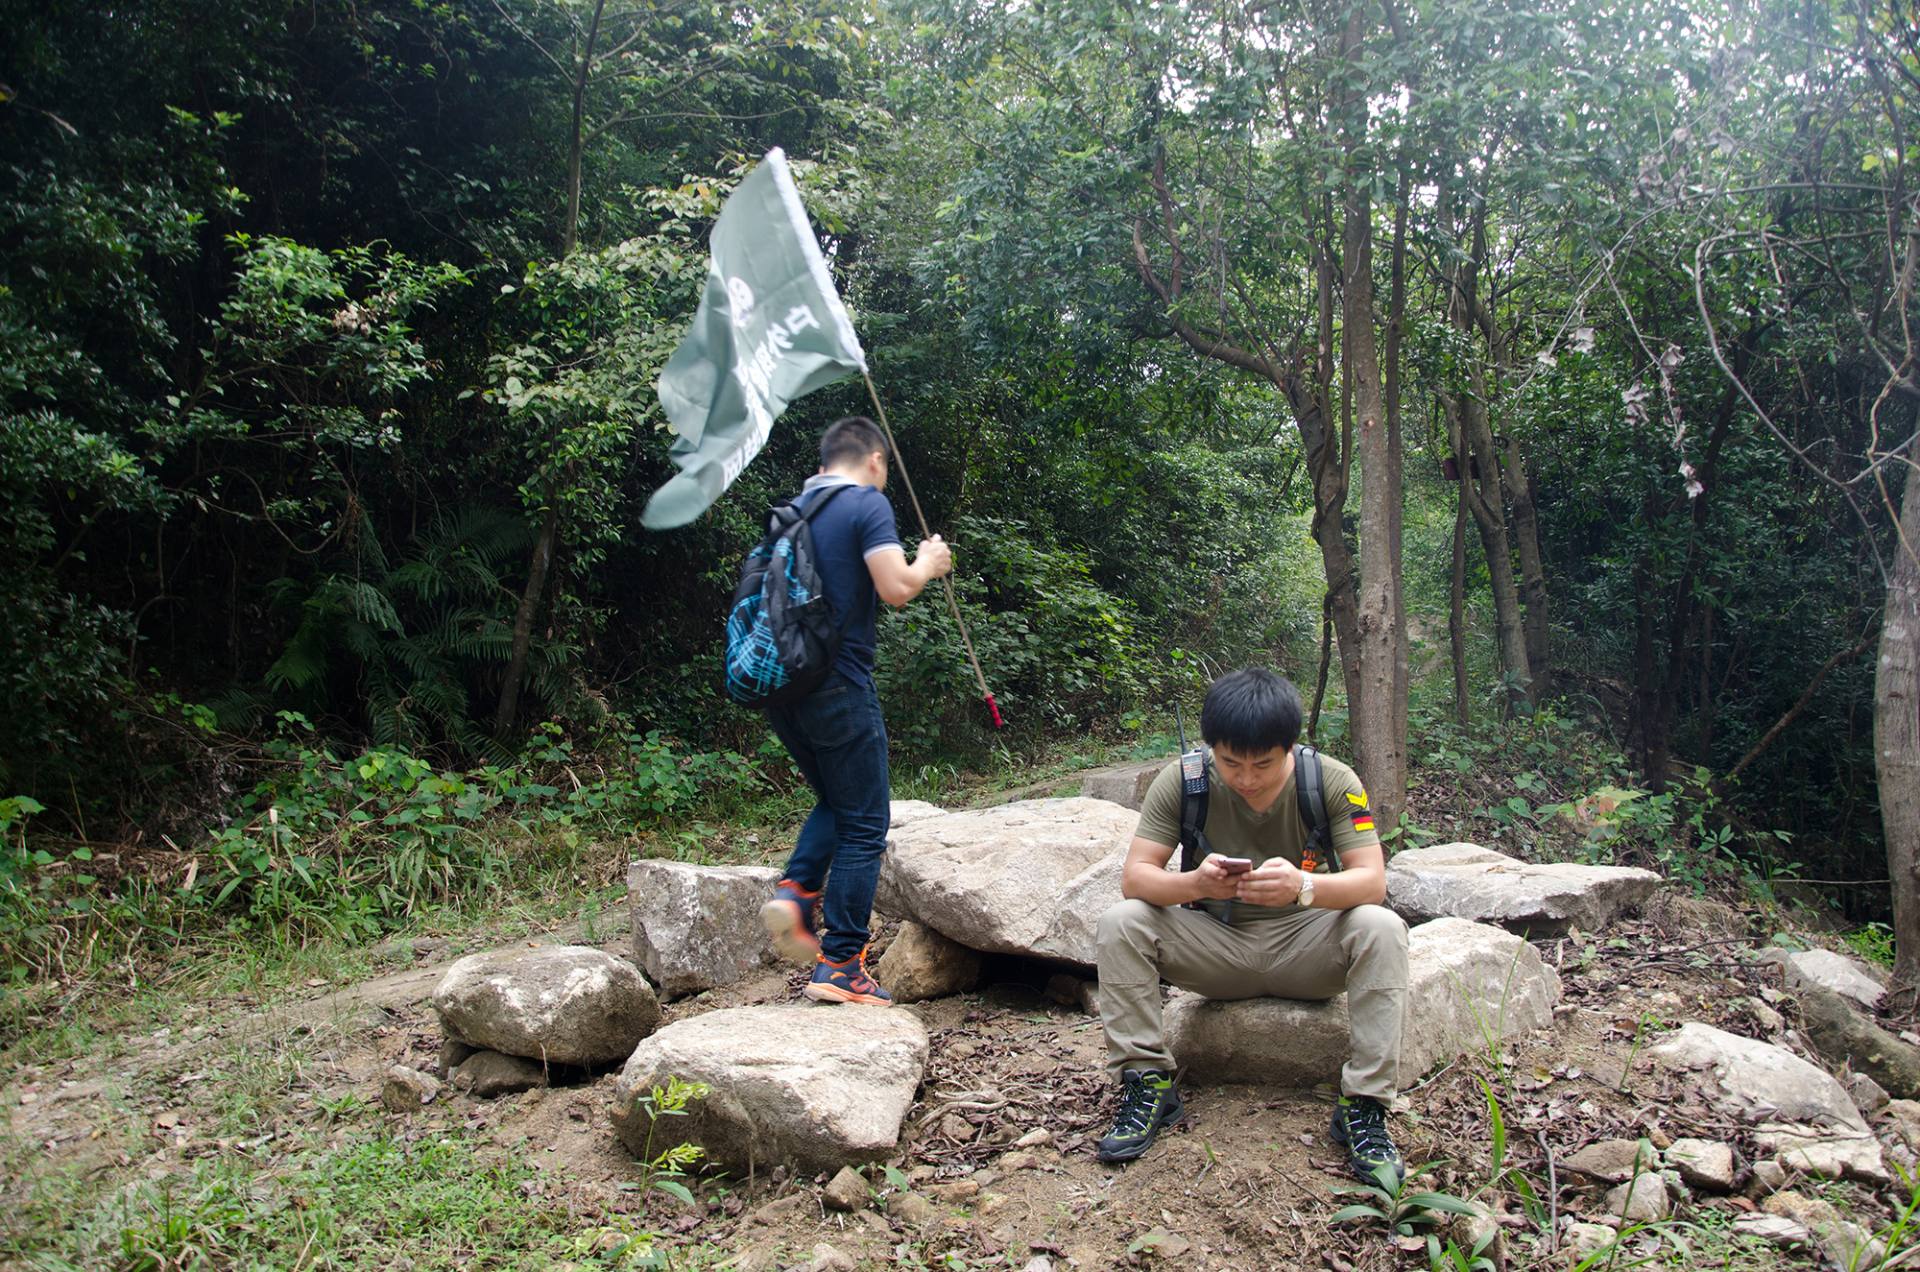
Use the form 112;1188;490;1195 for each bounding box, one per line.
1449;428;1472;731
1880;466;1920;1008
494;494;558;737
1503;434;1552;699
1384;169;1411;783
1447;386;1531;716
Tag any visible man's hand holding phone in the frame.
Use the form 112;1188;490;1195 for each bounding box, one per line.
1193;852;1251;900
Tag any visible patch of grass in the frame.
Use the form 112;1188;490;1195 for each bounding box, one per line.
15;1126;686;1270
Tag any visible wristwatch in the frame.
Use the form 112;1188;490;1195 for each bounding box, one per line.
1295;873;1316;909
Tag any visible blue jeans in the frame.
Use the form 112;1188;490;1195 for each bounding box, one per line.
764;671;891;963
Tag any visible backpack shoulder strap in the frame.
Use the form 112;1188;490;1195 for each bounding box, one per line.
769;482;851;537
1294;744;1339;873
1178;751;1210;873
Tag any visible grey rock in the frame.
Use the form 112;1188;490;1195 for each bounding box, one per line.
626;860;782;997
1385;843;1661;935
1665;1138;1736;1191
823;1167;868;1212
1764;1190;1887;1269
380;1064;441;1113
1168;917;1559;1084
1079;759;1170;810
1447;1200;1504;1269
438;1038;476;1076
1562;1138;1657;1184
804;1243;856;1272
1603;1174;1670;1222
889;800;949;829
1562;1221;1616;1260
1797;987;1920;1099
1733;1213;1812;1248
1648;1021;1888;1184
1772;947;1887;1012
1849;1072;1891;1115
453;1049;549;1097
432;944;659;1067
1648;1022;1866;1130
888;1192;936;1226
1748;1160;1788;1195
875;921;982;1003
874;798;1139;966
1883;1098;1920;1151
610;1004;928;1173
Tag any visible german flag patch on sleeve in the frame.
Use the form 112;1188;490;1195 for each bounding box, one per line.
1346;790;1376;834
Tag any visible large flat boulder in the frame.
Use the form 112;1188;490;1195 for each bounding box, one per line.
610;1005;929;1173
1770;948;1887;1013
1385;843;1661;934
432;945;660;1068
1167;917;1560;1084
1648;1022;1887;1183
628;861;781;997
1080;759;1170;810
874;798;1138;967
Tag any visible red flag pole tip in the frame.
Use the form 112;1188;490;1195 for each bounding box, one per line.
984;692;1005;729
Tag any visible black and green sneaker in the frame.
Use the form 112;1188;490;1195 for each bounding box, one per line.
1095;1069;1184;1163
1330;1095;1404;1187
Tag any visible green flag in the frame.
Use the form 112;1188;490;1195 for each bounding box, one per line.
642;148;867;530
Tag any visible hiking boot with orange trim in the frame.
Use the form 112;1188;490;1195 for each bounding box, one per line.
760;879;821;964
803;949;893;1005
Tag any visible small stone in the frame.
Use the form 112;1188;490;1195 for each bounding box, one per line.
1447;1201;1503;1268
1563;1138;1657;1184
1850;1072;1891;1115
938;1113;976;1141
1748;1160;1787;1195
438;1038;477;1076
1563;1221;1615;1260
888;1192;936;1226
806;1243;855;1272
1020;1258;1054;1272
1749;999;1785;1032
380;1064;441;1113
1152;1231;1192;1258
929;1179;980;1204
1603;1174;1670;1222
1012;1128;1052;1148
749;1192;811;1226
998;1150;1052;1171
979;1192;1012;1216
451;1050;548;1098
908;1164;938;1184
1735;1213;1812;1248
823;1166;867;1212
1665;1138;1735;1192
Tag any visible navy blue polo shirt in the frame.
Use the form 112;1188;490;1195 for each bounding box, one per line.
796;475;901;688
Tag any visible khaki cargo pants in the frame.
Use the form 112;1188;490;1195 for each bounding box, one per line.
1096;899;1409;1100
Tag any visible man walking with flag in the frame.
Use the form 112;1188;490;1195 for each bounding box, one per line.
641;149;981;1004
757;416;951;1004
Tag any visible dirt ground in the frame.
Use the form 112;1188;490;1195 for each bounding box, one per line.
4;890;1902;1270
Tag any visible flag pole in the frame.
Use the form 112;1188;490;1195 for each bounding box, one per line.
861;373;1004;728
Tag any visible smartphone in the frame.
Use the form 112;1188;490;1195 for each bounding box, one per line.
1214;856;1254;873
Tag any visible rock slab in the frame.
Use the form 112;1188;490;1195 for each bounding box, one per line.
1167;917;1560;1084
610;1004;929;1173
1648;1021;1887;1183
1773;947;1887;1012
1385;843;1661;935
1795;987;1920;1099
432;945;659;1068
627;860;781;997
1079;759;1169;810
874;798;1139;967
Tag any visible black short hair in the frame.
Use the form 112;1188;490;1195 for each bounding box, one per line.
1200;667;1303;753
820;416;887;470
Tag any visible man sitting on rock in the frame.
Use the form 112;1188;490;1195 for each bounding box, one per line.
1094;667;1410;1184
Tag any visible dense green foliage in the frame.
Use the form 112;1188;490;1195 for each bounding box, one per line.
2;0;1915;972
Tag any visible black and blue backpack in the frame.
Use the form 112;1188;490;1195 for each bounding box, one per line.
723;485;850;707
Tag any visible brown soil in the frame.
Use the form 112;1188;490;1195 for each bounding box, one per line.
5;889;1906;1271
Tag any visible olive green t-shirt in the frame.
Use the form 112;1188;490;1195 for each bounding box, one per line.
1134;750;1382;923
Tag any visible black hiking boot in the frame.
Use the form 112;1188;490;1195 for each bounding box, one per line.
1095;1069;1184;1163
1330;1094;1404;1187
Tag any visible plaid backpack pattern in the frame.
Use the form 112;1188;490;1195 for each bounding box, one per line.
723;485;850;707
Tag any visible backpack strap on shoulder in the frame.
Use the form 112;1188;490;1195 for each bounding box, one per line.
1294;744;1339;873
